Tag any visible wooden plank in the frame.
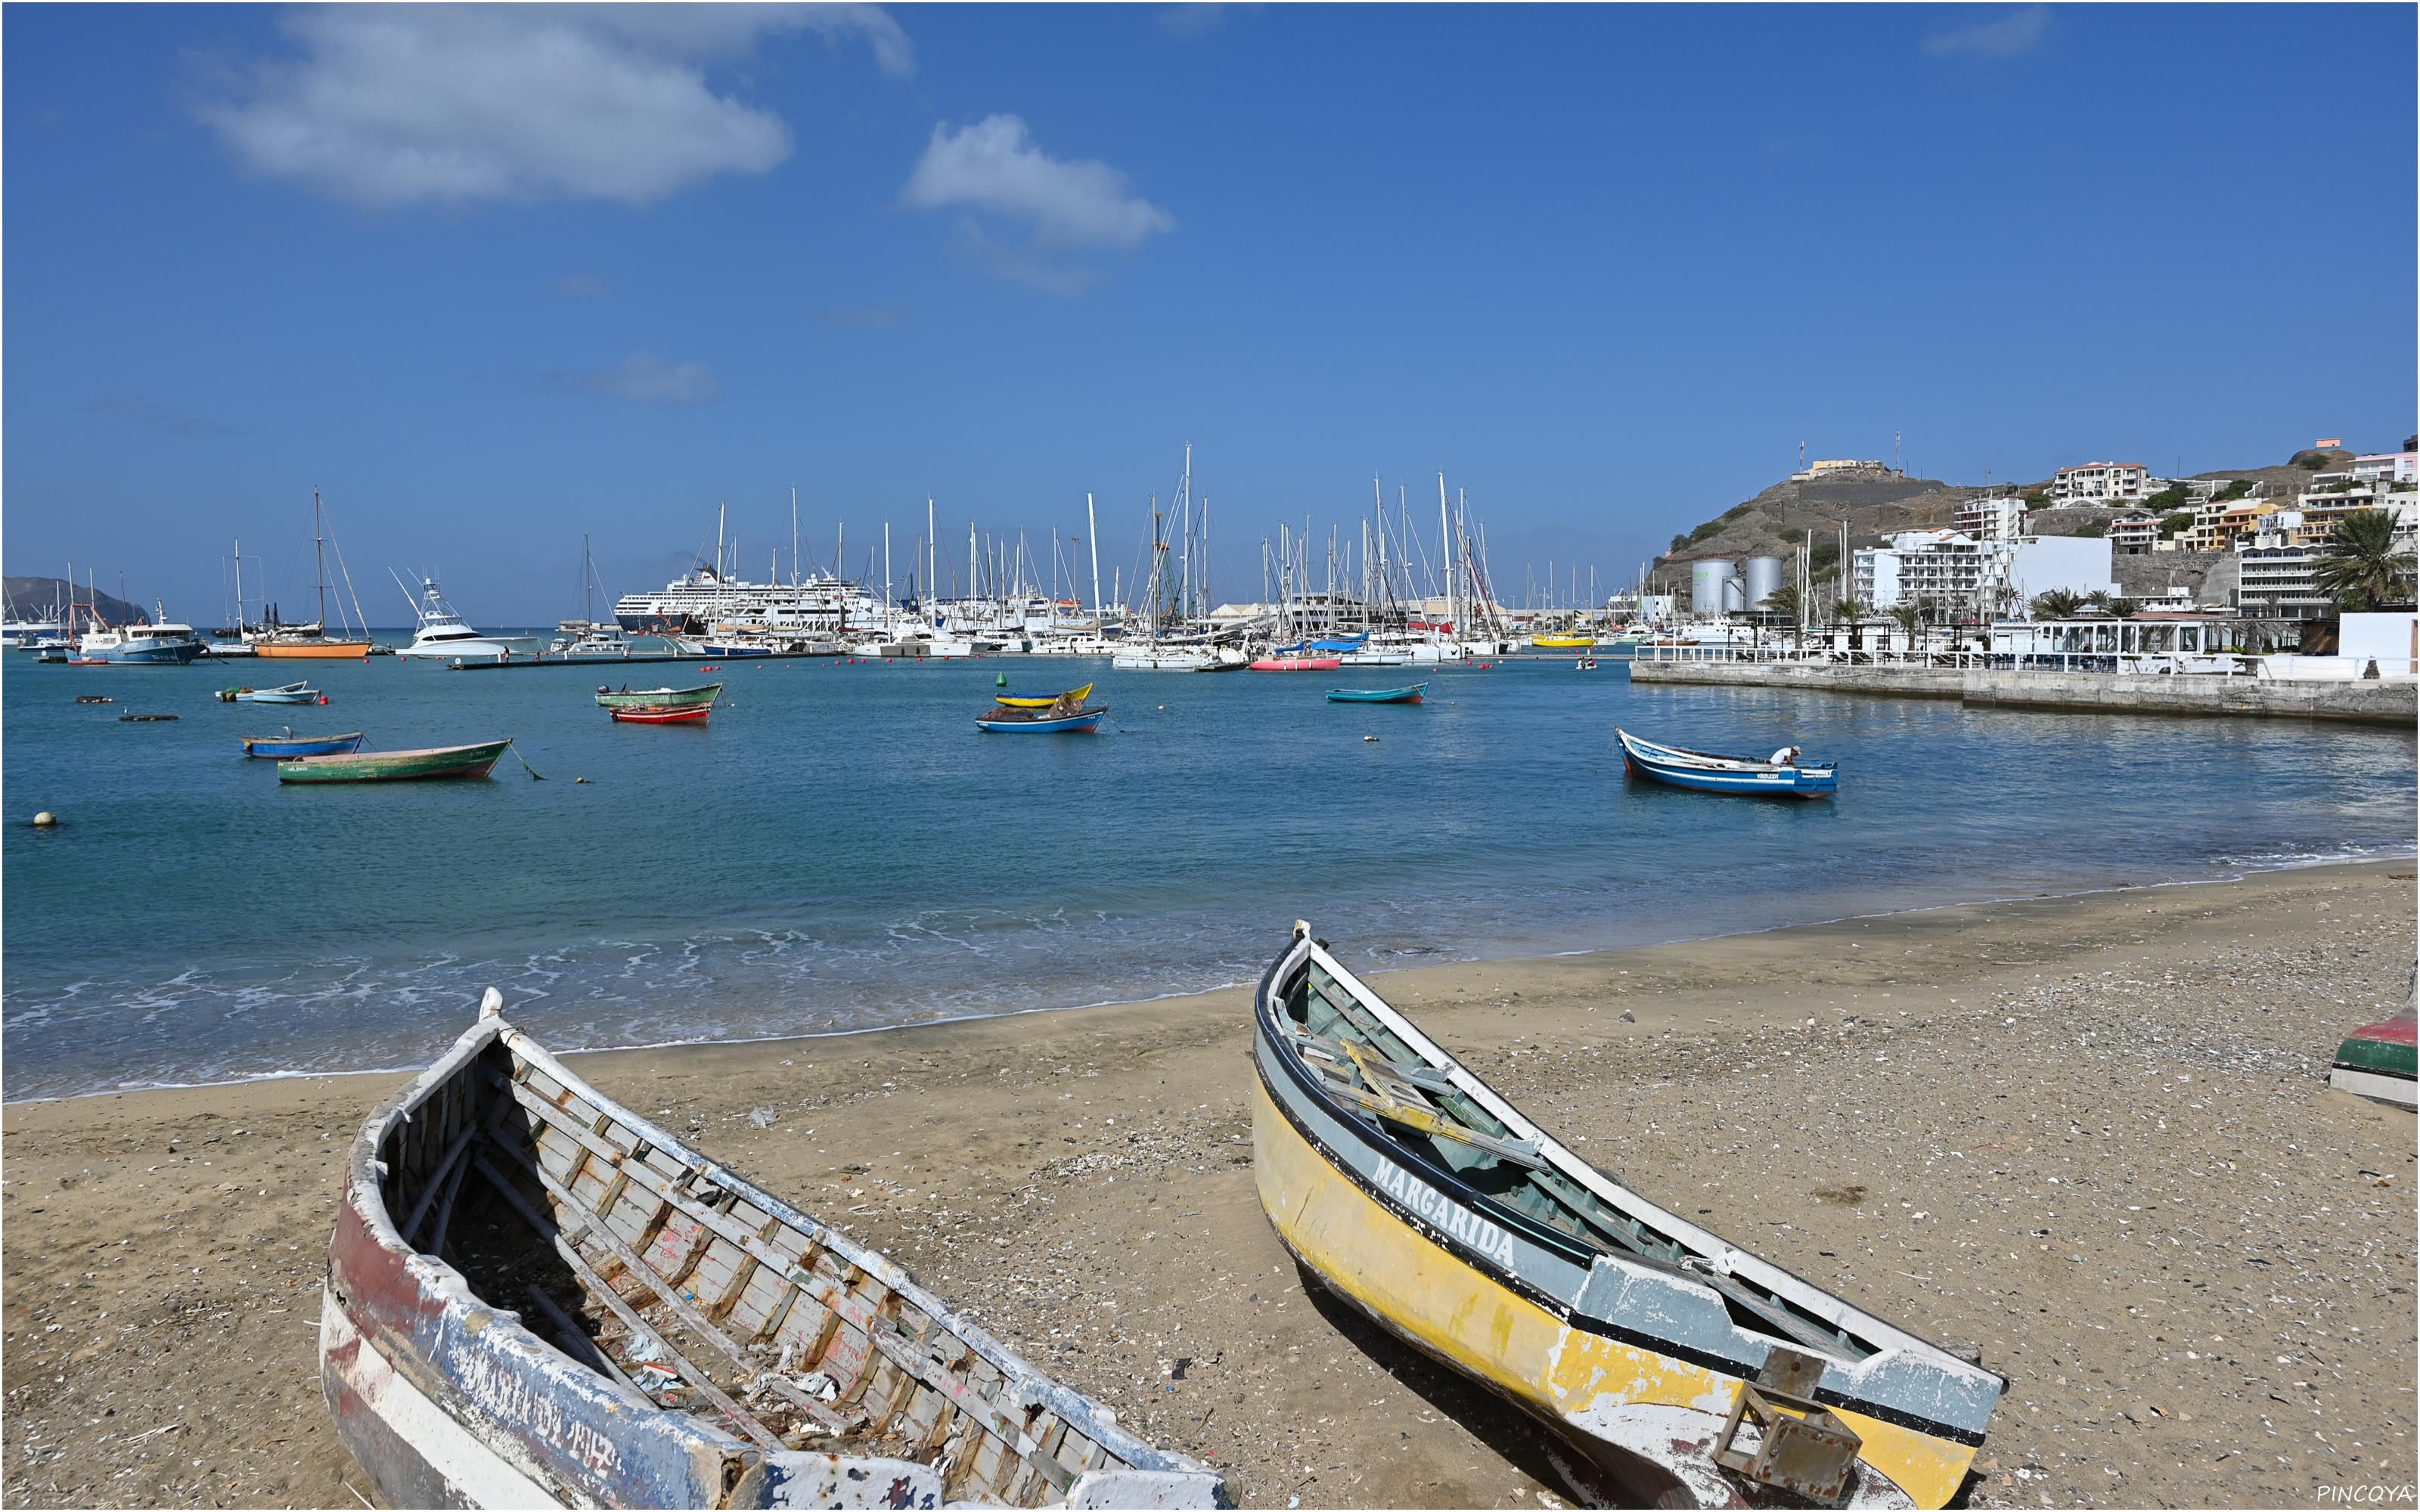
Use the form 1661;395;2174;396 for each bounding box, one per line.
467;1150;784;1452
520;1284;648;1398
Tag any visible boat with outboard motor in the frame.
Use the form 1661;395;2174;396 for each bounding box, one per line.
1615;728;1838;798
322;993;1223;1508
1252;924;2004;1507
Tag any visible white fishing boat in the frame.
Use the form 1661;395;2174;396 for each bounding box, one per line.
396;576;516;664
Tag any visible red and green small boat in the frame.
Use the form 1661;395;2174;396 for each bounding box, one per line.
277;739;513;783
609;703;709;724
2328;993;2416;1110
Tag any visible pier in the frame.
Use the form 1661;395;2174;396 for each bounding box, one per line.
1628;654;2417;726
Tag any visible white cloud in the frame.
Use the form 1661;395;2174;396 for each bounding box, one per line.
1920;6;2050;58
194;5;911;210
531;352;723;407
902;115;1174;253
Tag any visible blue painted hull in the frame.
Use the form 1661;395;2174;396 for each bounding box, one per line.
243;733;366;758
700;643;771;656
976;708;1106;733
1326;683;1428;703
1616;728;1837;798
88;642;202;664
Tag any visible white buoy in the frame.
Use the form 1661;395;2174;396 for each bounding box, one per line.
32;812;56;827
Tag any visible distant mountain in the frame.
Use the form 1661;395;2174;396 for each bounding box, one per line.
3;575;150;627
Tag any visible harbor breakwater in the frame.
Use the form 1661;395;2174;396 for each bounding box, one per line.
1628;659;2418;726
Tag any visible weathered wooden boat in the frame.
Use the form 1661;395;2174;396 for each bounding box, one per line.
1325;683;1426;704
1248;656;1342;672
597;682;723;711
324;993;1224;1508
610;704;712;724
278;739;513;783
973;703;1106;734
2328;988;2415;1109
233;680;324;705
1252;925;2003;1507
995;683;1094;709
1616;727;1838;798
242;730;366;758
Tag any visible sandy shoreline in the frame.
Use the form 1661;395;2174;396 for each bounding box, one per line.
5;860;2413;1508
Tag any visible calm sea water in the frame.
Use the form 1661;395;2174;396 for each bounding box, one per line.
4;645;2412;1100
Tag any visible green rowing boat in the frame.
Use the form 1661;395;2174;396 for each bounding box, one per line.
277;739;513;783
594;682;721;710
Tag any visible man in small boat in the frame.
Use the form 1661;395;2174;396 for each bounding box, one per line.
1770;744;1801;767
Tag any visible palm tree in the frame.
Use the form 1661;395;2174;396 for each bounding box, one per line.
1887;601;1923;640
1831;596;1863;624
2315;508;2416;611
2031;588;2083;621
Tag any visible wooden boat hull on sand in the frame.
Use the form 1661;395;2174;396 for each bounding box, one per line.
1251;926;2001;1507
596;683;722;710
324;996;1221;1510
2328;995;2416;1109
278;739;511;782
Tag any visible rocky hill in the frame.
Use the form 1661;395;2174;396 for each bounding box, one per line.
3;575;148;626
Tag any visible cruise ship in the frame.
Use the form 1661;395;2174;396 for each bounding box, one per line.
612;565;858;635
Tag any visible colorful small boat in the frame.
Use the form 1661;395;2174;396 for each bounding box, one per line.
997;681;1094;709
278;739;512;783
1615;727;1838;798
2328;992;2416;1109
323;993;1223;1509
594;683;721;710
974;704;1106;734
1249;656;1342;672
233;681;324;705
1252;924;2004;1507
243;730;367;758
1531;633;1596;650
1325;683;1427;704
608;704;710;724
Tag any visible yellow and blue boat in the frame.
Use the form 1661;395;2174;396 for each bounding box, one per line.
996;681;1094;709
1252;924;2003;1507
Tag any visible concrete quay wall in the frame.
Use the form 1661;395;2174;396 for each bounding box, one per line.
1627;659;2416;727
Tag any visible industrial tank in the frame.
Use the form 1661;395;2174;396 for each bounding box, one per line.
1689;559;1739;615
1743;556;1785;609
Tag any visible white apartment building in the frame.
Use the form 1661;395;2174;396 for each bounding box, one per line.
2051;461;2152;504
1954;495;2028;542
2350;451;2418;484
2108;515;2163;553
2235;538;2329;620
1854;530;2116;615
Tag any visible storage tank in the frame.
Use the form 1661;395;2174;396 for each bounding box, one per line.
1744;556;1785;609
1690;559;1739;616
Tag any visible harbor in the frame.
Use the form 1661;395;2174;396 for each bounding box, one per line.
5;861;2410;1507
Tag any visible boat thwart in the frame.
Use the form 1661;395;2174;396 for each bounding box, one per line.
1252;925;2003;1507
323;993;1223;1508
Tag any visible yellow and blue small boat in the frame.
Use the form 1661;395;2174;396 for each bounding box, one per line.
995;681;1094;709
1252;924;2003;1507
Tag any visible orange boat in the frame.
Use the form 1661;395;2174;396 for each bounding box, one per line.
256;490;374;658
255;637;374;658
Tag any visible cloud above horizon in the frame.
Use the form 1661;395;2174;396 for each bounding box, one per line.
528;352;723;407
194;5;912;210
93;395;245;437
902;114;1173;293
1921;6;2050;58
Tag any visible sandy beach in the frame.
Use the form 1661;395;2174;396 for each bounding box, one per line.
5;860;2412;1510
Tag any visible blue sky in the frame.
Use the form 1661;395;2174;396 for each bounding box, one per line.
6;3;2414;623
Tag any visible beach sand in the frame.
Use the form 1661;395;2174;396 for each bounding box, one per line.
5;861;2412;1509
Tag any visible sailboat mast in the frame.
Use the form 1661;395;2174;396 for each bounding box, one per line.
790;487;799;587
314;488;329;632
717;503;726;581
926;500;939;629
1436;474;1453;640
1086;493;1102;618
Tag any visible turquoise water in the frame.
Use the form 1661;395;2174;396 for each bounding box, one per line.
4;649;2412;1100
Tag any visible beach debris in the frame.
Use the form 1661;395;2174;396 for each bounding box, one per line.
1618;1009;1636;1022
749;1106;780;1129
1363;735;1379;742
32;812;56;827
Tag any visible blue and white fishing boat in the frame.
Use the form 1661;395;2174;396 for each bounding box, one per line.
242;730;367;758
1615;727;1838;798
74;619;204;665
236;682;325;705
975;703;1107;734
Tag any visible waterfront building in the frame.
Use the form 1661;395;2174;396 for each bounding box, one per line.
2235;538;2330;620
1854;530;2116;615
2050;461;2152;504
1955;494;2029;542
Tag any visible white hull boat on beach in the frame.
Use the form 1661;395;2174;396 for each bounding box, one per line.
324;993;1223;1509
